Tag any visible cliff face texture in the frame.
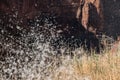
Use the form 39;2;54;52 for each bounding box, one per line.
0;0;120;38
79;0;104;33
102;0;120;38
0;0;103;32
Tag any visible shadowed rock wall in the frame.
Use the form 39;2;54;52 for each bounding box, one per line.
80;0;104;33
102;0;120;38
1;0;120;38
0;0;104;33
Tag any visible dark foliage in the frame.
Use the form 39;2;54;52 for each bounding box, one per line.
0;12;103;61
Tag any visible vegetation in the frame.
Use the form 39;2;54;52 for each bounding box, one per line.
1;48;119;80
50;49;120;80
0;30;120;80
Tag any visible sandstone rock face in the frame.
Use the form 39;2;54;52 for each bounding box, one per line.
77;0;104;33
80;0;104;32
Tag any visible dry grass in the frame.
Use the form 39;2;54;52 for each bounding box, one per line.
50;49;120;80
0;34;120;80
0;46;120;80
1;45;120;80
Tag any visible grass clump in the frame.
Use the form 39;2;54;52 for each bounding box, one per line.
51;49;120;80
